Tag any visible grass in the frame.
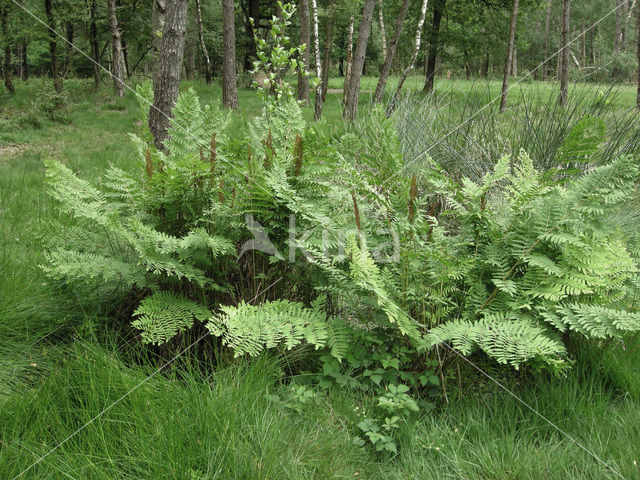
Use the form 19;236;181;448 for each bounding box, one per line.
1;76;640;479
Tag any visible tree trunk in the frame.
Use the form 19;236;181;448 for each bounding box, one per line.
62;22;73;78
122;38;131;76
1;6;14;94
151;0;166;70
378;0;387;62
343;16;354;102
615;0;621;54
195;0;212;83
343;0;376;120
621;0;628;51
20;40;27;80
373;0;411;104
499;0;519;112
89;0;100;88
297;0;310;103
243;0;259;71
310;0;322;120
222;0;238;109
581;21;586;66
107;0;126;98
389;0;429;111
482;51;489;77
512;40;518;77
184;37;195;79
542;0;552;80
149;0;189;150
321;0;335;102
44;0;62;93
422;0;445;93
559;0;571;105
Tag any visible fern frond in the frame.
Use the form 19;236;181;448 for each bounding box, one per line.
207;299;347;358
132;291;212;345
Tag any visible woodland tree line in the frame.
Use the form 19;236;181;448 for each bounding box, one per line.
2;0;640;128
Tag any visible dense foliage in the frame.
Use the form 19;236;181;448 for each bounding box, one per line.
40;77;640;450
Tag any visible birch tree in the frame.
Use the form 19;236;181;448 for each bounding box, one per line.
389;0;429;111
373;0;411;104
195;0;212;83
343;15;354;102
310;0;323;120
343;0;376;120
378;0;386;61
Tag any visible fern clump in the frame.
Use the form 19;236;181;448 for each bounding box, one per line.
42;65;640;378
417;151;640;369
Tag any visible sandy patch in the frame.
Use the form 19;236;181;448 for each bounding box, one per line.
0;143;28;164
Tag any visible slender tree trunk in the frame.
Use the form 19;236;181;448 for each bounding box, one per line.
482;51;489;77
373;0;411;104
378;0;387;62
343;16;354;102
587;24;594;66
512;40;518;76
107;0;126;97
542;0;552;80
499;0;519;112
321;0;335;102
20;39;27;80
89;0;99;88
195;0;212;83
0;6;14;94
581;21;586;66
422;0;445;93
184;37;195;79
389;0;429;111
243;0;259;71
615;0;621;53
559;0;571;105
149;0;189;150
62;22;73;78
44;0;62;93
621;0;629;51
310;0;322;120
122;38;131;76
343;0;376;120
222;0;238;109
297;0;310;103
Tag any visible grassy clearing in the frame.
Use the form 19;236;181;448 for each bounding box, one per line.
1;77;640;479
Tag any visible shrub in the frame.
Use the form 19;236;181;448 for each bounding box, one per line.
35;88;70;124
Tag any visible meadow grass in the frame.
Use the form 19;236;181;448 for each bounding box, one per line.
1;76;640;479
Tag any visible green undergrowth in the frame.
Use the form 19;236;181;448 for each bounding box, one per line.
2;78;640;479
